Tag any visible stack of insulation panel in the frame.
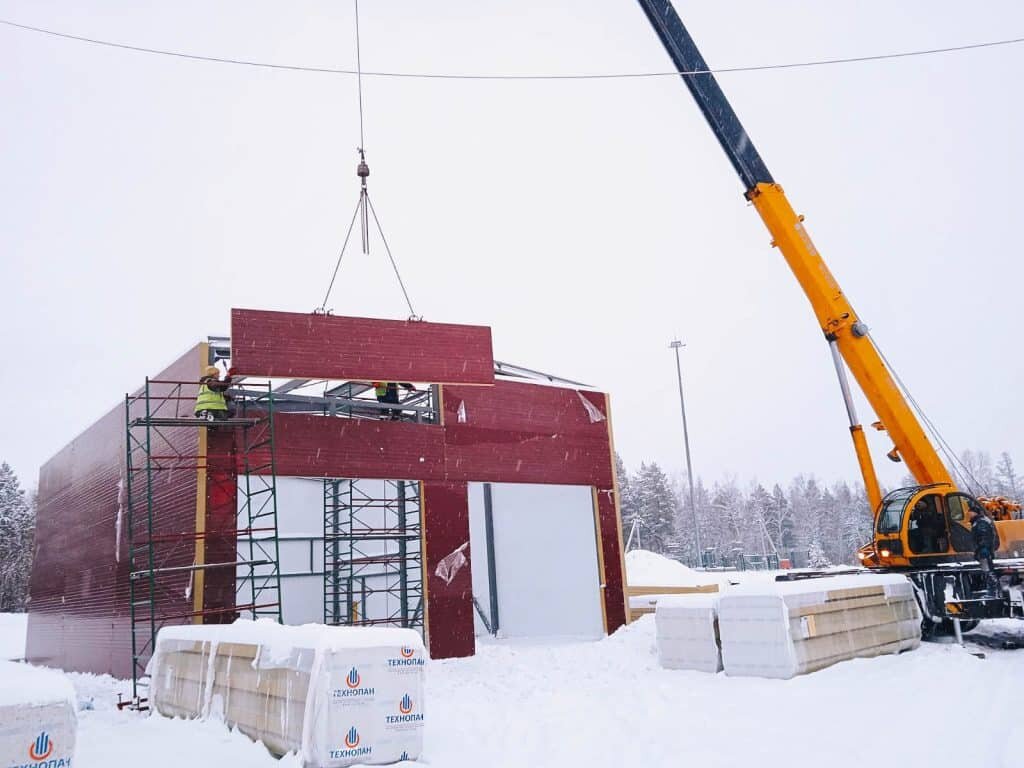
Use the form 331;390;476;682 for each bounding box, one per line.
0;661;78;768
718;573;920;679
654;594;722;673
149;620;425;767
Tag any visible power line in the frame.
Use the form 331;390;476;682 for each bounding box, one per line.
2;17;1023;81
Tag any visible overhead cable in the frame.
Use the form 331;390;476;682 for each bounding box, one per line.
2;17;1022;81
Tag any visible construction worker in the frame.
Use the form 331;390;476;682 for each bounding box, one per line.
372;381;414;421
968;501;1000;594
195;365;233;421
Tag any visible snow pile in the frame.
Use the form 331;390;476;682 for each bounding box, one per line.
625;550;721;587
0;661;77;768
655;594;722;672
0;613;27;660
150;619;425;768
718;573;920;679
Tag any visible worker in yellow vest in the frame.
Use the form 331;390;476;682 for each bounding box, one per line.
372;381;414;421
195;365;234;421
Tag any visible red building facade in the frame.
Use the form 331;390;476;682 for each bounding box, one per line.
27;311;628;676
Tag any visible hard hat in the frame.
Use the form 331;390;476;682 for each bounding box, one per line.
204;365;219;378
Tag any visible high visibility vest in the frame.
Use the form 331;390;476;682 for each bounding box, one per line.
195;381;227;413
374;382;388;397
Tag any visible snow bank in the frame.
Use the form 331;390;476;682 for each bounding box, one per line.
0;613;27;660
718;573;920;679
625;550;722;587
150;619;425;768
0;662;77;768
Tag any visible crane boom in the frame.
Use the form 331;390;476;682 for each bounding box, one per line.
636;0;954;508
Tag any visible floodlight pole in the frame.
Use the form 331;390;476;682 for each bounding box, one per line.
670;340;703;563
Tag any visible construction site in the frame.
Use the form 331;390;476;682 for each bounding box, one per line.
3;1;1024;767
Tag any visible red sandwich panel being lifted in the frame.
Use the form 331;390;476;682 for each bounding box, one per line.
230;309;495;385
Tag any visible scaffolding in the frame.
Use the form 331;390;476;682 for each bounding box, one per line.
124;377;283;703
323;479;423;630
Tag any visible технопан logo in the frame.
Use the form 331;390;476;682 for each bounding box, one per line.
344;727;360;749
400;646;415;659
386;693;424;726
29;732;53;761
346;667;361;688
328;726;373;761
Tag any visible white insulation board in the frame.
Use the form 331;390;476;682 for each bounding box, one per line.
655;595;722;673
149;620;425;767
0;661;77;768
718;574;921;679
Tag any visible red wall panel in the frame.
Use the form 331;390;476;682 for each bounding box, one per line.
595;488;627;633
27;346;205;677
442;382;614;486
231;309;495;385
265;415;447;480
421;482;475;659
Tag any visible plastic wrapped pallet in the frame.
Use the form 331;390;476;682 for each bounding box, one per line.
718;573;920;679
149;620;425;767
0;661;78;768
655;594;722;673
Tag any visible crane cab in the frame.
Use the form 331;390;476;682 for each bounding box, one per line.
857;484;1024;569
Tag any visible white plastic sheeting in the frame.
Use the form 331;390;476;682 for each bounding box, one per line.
149;620;425;767
718;574;921;679
654;595;722;673
0;661;77;768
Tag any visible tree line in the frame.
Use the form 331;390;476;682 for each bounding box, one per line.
0;462;34;611
616;450;1021;568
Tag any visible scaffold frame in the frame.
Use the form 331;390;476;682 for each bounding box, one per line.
323;478;423;631
124;377;283;703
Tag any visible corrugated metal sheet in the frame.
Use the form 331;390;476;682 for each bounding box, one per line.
27;347;204;678
230;309;495;385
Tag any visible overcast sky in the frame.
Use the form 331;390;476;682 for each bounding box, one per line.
2;0;1023;495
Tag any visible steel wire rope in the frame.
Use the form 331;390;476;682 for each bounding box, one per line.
366;194;418;319
319;192;363;312
2;17;1023;80
869;335;988;495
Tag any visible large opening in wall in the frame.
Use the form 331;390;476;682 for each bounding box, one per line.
467;482;605;640
236;477;424;634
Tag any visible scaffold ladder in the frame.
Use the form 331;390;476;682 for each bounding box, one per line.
124;378;283;704
323;478;423;630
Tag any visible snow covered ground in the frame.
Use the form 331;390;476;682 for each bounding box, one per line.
0;612;27;660
1;616;1017;768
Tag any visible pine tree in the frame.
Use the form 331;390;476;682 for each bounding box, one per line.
0;462;35;611
634;462;678;555
615;453;641;548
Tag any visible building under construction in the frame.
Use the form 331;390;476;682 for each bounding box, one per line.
26;308;628;691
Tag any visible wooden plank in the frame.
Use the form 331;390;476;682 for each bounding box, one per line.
626;585;720;597
230;309;494;385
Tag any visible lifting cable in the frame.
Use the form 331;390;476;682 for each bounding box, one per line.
869;334;989;495
318;0;420;320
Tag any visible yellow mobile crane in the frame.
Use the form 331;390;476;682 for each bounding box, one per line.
637;1;1024;634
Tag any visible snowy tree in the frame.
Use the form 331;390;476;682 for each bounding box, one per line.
633;462;678;555
807;541;832;568
0;462;35;611
615;453;638;545
959;449;996;495
994;452;1019;499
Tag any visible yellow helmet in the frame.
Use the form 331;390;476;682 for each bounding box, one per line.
204;365;220;378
